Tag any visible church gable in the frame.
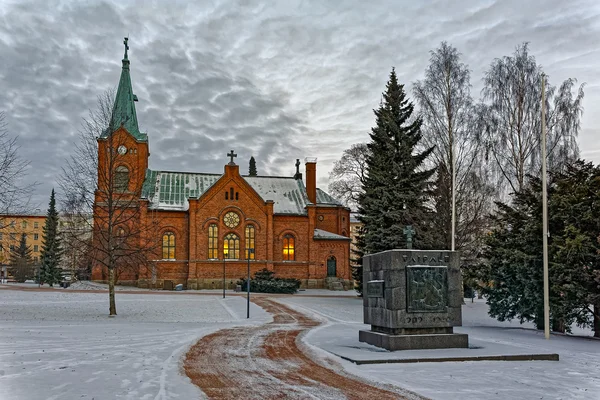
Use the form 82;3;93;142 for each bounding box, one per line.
198;168;267;211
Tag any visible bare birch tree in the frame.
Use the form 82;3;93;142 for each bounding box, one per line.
480;43;585;194
413;42;494;257
328;143;370;211
60;90;159;316
0;111;36;227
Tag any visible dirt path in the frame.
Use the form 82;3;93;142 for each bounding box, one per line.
184;297;419;399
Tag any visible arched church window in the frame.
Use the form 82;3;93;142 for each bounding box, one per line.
114;166;129;192
283;234;295;261
208;224;218;259
225;192;229;200
230;187;234;200
235;192;239;200
162;231;175;260
245;225;255;260
224;233;240;259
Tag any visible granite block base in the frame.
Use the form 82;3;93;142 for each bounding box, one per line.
359;330;469;351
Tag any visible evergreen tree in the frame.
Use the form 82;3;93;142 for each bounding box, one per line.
358;68;436;255
249;156;257;176
351;226;365;296
9;233;34;282
481;165;600;335
481;178;547;329
39;189;63;286
550;161;600;336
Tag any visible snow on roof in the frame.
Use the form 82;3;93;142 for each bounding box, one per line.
313;228;351;240
141;169;343;214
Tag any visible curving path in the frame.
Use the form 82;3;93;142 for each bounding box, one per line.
184;297;417;399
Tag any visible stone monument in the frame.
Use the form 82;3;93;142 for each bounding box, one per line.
359;249;468;351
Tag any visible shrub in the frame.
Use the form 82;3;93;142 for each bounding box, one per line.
237;268;300;294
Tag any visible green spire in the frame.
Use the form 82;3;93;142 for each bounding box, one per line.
105;37;146;141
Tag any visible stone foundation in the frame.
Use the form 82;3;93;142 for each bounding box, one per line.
94;278;353;291
359;329;469;351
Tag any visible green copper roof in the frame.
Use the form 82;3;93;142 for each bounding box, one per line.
140;169;343;214
101;38;147;141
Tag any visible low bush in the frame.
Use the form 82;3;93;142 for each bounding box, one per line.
237;268;300;294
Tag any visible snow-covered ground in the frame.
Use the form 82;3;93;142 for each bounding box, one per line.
277;296;600;400
0;289;270;400
2;287;599;400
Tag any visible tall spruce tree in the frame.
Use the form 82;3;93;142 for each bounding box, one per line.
358;68;436;257
9;233;34;282
39;189;63;286
249;156;257;176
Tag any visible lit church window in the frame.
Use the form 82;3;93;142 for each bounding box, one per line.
245;225;255;260
162;231;175;259
208;224;218;259
283;234;295;261
224;233;240;259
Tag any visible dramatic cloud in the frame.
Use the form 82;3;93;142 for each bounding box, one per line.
1;0;599;207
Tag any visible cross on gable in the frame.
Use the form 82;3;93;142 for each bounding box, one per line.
403;225;415;249
295;159;301;174
227;150;237;165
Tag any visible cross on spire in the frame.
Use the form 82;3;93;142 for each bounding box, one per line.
123;37;129;60
227;149;237;165
403;225;415;249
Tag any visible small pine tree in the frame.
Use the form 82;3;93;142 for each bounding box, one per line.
249;156;257;176
39;189;63;286
9;233;34;283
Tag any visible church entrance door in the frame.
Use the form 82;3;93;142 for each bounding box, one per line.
327;256;337;277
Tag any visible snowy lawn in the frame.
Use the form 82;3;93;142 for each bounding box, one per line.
276;296;600;400
0;289;269;400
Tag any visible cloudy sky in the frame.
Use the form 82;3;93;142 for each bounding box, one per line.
1;0;599;208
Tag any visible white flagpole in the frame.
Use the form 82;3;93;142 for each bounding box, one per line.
541;74;550;340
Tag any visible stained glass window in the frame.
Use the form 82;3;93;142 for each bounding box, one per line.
208;224;218;259
162;232;175;259
245;225;255;260
283;234;295;261
224;233;240;259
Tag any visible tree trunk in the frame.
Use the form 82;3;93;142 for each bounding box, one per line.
108;267;117;316
552;318;565;333
594;303;600;338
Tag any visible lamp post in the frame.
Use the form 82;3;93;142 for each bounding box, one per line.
247;248;254;319
222;250;228;299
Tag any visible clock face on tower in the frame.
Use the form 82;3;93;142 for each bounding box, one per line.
223;211;240;228
117;145;127;155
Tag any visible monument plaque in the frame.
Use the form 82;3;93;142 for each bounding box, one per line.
366;280;384;298
359;249;468;351
406;266;448;313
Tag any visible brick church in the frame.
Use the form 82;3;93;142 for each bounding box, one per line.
91;39;352;290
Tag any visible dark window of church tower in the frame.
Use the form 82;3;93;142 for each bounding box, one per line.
235;192;239;200
208;224;218;259
162;232;175;259
283;234;295;261
245;225;255;260
225;192;228;200
114;166;129;192
230;187;234;200
224;233;240;259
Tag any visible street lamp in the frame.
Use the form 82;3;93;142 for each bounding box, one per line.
247;248;254;319
223;249;228;299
